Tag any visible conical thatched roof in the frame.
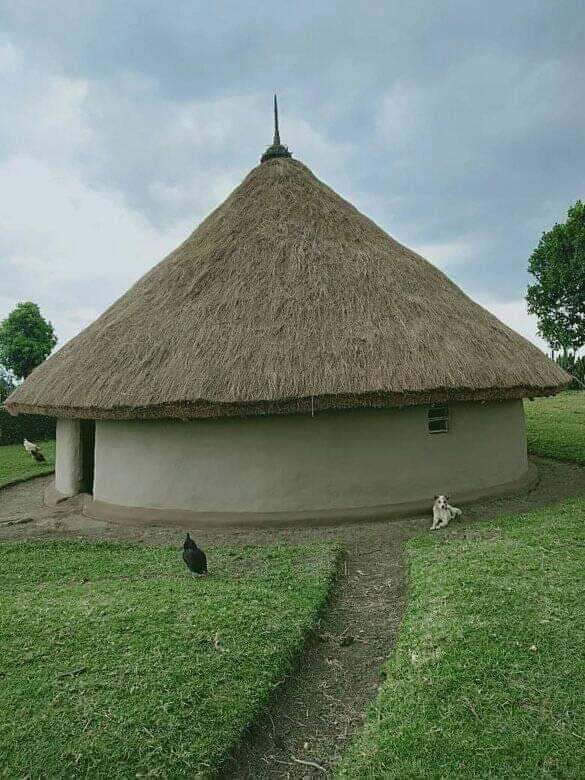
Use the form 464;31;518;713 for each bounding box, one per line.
6;156;569;420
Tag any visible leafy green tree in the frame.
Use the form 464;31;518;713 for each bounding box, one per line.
0;367;15;402
527;200;585;356
0;302;57;380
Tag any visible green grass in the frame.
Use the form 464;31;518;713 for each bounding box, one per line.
339;499;585;778
0;540;339;777
525;390;585;464
0;439;55;489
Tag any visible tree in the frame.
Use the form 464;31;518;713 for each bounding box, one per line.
0;367;15;402
527;200;585;356
0;302;57;380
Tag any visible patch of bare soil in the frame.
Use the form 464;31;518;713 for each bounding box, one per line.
1;457;584;778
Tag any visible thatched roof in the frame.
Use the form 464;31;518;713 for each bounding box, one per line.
6;155;569;420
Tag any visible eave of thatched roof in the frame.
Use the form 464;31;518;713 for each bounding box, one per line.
5;157;570;420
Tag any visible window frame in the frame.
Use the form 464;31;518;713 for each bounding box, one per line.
428;403;449;434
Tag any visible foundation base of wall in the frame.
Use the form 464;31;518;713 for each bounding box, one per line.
82;463;538;530
45;483;73;507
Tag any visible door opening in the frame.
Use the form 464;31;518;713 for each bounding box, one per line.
80;420;96;494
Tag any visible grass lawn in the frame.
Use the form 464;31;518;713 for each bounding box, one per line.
0;439;55;489
525;390;585;464
0;540;339;777
339;497;585;778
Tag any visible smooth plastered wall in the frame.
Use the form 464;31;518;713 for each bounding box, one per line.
91;401;528;515
55;418;83;497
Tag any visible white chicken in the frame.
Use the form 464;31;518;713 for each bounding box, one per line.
23;438;46;463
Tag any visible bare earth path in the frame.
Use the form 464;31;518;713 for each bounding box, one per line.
2;457;585;778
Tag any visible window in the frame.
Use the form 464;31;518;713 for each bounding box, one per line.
428;404;449;434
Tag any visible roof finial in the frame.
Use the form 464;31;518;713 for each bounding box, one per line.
261;94;292;163
273;94;281;145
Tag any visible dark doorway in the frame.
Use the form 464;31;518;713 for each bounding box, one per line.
80;420;96;494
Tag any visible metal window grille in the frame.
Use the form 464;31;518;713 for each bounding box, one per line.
428;404;449;433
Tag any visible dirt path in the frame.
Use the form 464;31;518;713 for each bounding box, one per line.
0;474;50;519
1;457;585;777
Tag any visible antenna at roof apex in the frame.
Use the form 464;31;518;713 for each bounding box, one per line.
261;94;292;163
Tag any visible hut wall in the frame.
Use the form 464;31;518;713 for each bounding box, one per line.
55;418;83;497
89;400;528;519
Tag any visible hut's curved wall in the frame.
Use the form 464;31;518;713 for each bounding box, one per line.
86;400;529;524
55;419;83;497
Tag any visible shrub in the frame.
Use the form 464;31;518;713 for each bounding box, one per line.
556;354;585;389
0;408;56;446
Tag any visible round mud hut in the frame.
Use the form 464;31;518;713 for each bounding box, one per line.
5;105;569;527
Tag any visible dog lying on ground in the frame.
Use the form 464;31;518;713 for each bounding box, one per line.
431;495;462;530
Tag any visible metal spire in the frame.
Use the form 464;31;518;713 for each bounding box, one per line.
273;94;281;145
261;94;292;163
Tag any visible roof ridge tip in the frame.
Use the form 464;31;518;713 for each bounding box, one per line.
260;94;293;163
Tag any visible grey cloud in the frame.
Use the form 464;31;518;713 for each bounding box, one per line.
0;0;584;344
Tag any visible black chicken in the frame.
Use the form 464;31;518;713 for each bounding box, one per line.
182;533;208;576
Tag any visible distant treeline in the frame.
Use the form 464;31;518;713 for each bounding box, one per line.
0;408;56;446
556;354;585;390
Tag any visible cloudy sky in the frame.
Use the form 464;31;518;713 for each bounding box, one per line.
1;1;584;350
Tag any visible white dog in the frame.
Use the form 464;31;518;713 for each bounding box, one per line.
431;495;461;530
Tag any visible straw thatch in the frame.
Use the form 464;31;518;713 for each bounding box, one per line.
6;157;569;420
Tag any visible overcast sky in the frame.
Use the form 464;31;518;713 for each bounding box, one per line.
1;1;584;351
